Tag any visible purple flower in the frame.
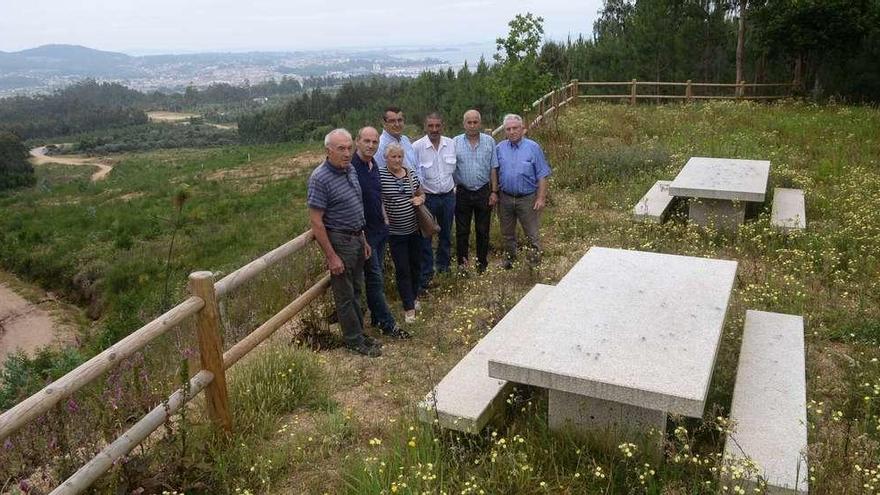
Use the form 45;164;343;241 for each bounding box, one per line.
3;438;12;450
18;479;30;492
66;397;80;414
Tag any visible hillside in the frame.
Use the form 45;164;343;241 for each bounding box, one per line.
1;101;879;493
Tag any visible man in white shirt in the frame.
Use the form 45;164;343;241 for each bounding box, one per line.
412;112;456;293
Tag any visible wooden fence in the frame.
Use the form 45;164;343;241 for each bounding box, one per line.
0;230;328;494
491;79;793;136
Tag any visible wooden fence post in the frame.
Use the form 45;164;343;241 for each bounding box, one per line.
571;79;579;104
630;79;637;105
686;80;693;102
539;98;544;125
736;80;745;99
188;271;232;431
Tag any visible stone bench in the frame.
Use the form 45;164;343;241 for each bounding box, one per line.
417;284;554;433
723;310;809;494
770;188;806;231
633;180;674;223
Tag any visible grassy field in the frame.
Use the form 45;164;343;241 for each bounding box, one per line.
1;100;879;493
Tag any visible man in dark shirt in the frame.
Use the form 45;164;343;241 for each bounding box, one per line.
307;128;380;357
352;127;410;339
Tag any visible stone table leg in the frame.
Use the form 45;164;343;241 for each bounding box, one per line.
688;198;745;230
549;389;667;437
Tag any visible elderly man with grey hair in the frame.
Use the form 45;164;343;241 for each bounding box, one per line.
307;128;380;357
495;113;551;268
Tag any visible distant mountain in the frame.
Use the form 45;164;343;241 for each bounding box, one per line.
0;44;141;77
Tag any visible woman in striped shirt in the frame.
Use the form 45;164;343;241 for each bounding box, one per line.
380;143;426;323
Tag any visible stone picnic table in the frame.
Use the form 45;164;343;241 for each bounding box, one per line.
486;247;738;435
668;157;771;229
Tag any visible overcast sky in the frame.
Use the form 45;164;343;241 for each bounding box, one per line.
1;0;603;54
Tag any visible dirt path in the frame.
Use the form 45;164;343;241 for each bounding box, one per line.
0;282;59;363
29;146;113;181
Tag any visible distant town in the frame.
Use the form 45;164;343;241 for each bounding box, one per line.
0;43;495;97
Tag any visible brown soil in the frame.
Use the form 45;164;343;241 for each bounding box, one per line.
0;283;61;363
146;111;200;122
206;150;325;191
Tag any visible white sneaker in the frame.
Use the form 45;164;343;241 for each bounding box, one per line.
414;299;421;311
405;310;416;323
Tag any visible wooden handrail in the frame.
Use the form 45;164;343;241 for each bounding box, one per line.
223;274;331;369
1;225;329;493
214;229;314;297
490;78;790;137
50;370;215;495
577;81;792;88
0;296;204;442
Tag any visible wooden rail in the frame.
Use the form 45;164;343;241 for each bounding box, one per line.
0;229;325;493
490;79;792;138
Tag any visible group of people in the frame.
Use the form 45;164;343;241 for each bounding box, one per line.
307;107;551;357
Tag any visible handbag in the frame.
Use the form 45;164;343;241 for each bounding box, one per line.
409;170;440;238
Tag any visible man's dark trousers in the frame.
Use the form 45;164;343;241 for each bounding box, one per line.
364;230;396;331
455;184;491;271
328;230;366;347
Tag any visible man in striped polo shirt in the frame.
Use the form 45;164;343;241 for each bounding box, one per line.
308;129;380;357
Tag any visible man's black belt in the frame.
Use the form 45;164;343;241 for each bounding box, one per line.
501;190;535;198
327;228;363;236
426;190;455;196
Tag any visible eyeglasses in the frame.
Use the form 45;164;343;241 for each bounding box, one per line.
394;176;411;195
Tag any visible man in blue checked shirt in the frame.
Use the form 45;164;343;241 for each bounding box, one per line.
495;113;551;268
453;109;498;273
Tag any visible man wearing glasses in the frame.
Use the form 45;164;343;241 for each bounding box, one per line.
308;128;381;357
375;106;417;169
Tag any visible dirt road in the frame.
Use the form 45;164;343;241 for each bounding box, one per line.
29;146;113;181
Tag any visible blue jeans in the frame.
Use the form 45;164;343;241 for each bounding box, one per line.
420;191;455;291
364;230;396;331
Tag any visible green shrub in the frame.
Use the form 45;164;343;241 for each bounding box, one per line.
0;131;35;191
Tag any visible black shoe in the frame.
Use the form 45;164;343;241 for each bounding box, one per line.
381;324;412;340
363;334;383;348
346;341;382;357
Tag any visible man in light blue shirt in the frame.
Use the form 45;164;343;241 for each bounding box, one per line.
495;113;551;268
375;106;417;169
453;109;498;273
